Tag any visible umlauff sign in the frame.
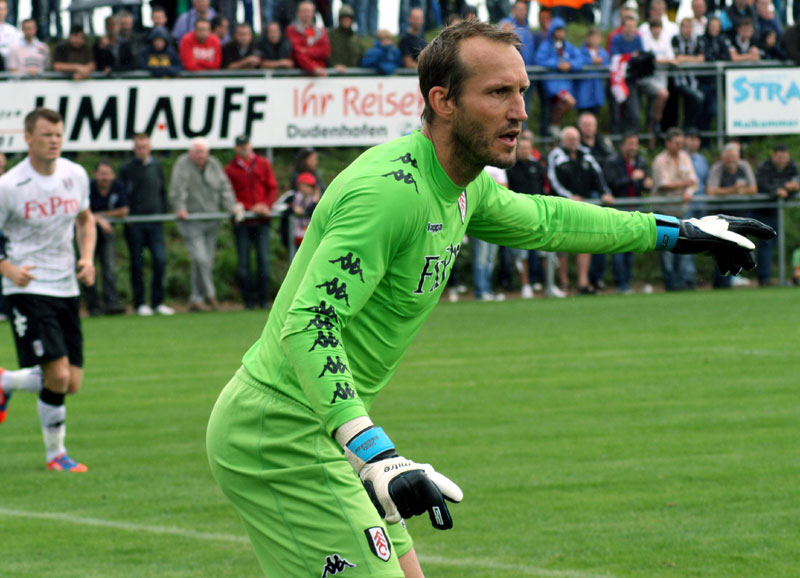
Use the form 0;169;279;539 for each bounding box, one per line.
0;77;424;152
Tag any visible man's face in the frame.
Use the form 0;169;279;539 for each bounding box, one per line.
539;10;551;30
773;150;790;169
651;24;662;39
0;2;8;23
757;0;772;17
578;115;596;139
622;19;637;39
516;138;532;160
408;8;423;31
339;14;352;29
68;31;85;48
722;148;740;170
511;2;528;22
449;37;528;170
684;135;700;153
22;20;36;40
561;128;580;152
297;2;315;27
152;36;166;51
235;25;251;46
553;27;566;42
152;10;167;28
195;21;210;42
681;20;693;38
189;144;209;167
194;0;210;14
267;22;281;43
621;136;639;158
235;142;252;157
133;137;151;161
119;14;133;33
666;135;684;154
215;18;229;39
26;119;63;162
94;164;115;189
650;1;665;19
738;24;754;41
692;0;706;17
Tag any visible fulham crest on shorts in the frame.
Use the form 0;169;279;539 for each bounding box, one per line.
365;526;391;561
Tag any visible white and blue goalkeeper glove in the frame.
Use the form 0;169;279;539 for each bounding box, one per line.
654;214;776;276
335;417;463;530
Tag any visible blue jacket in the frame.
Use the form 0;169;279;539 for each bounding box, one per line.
499;15;536;65
140;27;182;77
534;17;583;98
575;45;609;110
362;40;403;76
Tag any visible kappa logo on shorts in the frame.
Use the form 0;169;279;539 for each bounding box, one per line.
12;307;28;338
33;339;45;358
365;526;391;562
320;553;356;577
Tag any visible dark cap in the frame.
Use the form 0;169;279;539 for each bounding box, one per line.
235;134;250;146
339;4;355;18
684;127;700;138
773;143;788;152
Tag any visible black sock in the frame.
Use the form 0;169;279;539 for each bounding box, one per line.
39;388;65;407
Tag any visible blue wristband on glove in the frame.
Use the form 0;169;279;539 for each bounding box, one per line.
346;427;395;464
653;214;680;251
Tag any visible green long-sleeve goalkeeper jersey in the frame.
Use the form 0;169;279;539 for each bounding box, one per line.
241;130;657;436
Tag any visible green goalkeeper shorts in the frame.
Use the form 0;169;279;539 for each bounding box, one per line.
207;366;412;577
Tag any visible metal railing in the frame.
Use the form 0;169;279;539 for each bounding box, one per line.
109;194;799;288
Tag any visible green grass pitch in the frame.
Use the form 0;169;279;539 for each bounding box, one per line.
1;289;798;577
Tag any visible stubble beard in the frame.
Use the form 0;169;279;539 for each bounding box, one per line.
451;110;516;172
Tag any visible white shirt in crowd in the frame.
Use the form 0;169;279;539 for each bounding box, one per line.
7;36;49;72
0;21;21;61
0;157;90;297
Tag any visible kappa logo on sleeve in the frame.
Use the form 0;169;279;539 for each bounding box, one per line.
318;355;349;378
391;152;419;169
320;554;356;577
381;169;419;194
309;331;340;352
330;381;356;404
329;252;364;282
364;527;392;562
316;278;350;307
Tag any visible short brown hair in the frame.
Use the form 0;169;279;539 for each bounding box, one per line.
24;107;62;134
417;19;520;125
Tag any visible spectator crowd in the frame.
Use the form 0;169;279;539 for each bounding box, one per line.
1;0;799;317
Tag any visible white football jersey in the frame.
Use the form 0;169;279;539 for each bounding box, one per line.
0;157;90;297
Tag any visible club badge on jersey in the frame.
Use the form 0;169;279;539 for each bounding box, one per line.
365;526;391;562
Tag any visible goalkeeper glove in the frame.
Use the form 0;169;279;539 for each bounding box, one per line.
654;214;776;276
335;417;463;530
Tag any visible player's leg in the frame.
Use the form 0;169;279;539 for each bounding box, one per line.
207;367;409;577
0;365;43;423
36;296;86;471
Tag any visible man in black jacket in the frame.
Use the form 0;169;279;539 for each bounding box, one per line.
118;133;175;316
754;144;799;286
604;132;653;293
547;126;612;294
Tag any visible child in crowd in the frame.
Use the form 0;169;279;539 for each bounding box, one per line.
292;172;321;247
576;26;609;115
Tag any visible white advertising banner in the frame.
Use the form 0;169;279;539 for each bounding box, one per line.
0;76;424;152
726;67;800;136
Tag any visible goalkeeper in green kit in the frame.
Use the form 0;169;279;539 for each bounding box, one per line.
206;20;774;578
